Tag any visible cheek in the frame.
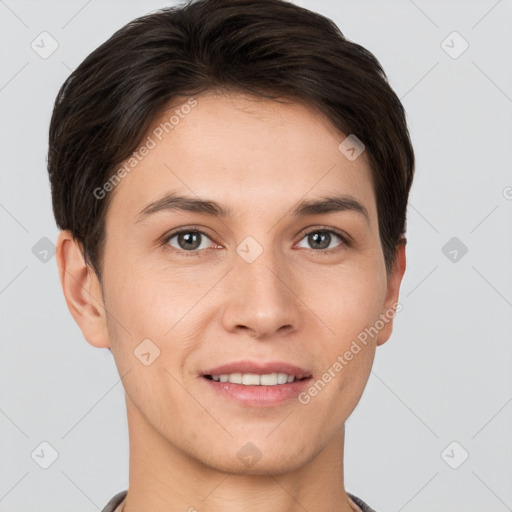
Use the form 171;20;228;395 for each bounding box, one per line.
102;256;185;333
310;266;386;394
102;258;212;382
315;265;387;341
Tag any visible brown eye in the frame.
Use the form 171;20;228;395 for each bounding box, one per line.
165;230;214;253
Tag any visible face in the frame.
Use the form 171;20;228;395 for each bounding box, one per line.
69;91;404;475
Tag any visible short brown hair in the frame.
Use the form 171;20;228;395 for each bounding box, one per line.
48;0;414;280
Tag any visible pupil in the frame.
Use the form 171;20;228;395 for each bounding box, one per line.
179;232;201;250
310;232;329;250
177;231;331;251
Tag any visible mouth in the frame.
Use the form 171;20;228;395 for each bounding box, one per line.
201;360;312;382
200;360;313;406
203;373;310;385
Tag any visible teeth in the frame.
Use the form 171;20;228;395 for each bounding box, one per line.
243;374;260;385
260;373;278;385
209;373;297;385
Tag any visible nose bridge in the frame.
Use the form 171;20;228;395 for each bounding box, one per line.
222;233;300;336
238;235;285;291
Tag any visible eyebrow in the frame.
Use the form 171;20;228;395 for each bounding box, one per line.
135;191;370;225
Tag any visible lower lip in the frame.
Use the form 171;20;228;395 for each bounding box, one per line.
201;376;312;407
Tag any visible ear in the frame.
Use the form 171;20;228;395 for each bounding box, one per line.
375;238;406;347
55;230;110;349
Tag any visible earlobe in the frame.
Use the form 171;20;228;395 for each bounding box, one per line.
376;239;407;347
56;230;111;349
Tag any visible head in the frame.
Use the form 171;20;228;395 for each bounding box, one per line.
49;0;414;474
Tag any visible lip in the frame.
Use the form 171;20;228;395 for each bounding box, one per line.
201;377;312;407
202;360;311;380
200;360;312;407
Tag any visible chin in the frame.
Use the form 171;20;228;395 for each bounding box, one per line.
192;441;314;476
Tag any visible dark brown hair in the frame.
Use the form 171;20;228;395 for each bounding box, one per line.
48;0;414;280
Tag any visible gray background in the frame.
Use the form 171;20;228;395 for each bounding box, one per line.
1;1;511;511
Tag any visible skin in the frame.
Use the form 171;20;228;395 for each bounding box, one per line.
57;90;406;512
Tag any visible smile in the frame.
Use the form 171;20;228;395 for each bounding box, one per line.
204;373;306;385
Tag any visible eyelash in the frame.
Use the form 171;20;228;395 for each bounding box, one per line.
162;226;351;258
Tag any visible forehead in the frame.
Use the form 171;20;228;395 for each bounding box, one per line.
106;91;377;228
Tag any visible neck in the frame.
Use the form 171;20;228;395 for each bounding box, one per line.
122;394;356;512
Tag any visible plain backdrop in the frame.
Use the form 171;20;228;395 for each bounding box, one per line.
1;1;511;511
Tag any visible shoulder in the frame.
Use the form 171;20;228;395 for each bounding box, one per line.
347;492;379;512
101;490;128;512
101;490;376;512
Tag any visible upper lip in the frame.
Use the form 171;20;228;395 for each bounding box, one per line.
202;360;311;380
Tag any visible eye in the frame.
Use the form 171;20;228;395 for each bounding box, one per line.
164;229;215;256
162;227;350;257
296;228;349;254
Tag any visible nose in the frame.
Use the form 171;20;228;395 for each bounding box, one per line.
220;240;302;339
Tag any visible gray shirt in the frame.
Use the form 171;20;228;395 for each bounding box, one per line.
101;490;378;512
